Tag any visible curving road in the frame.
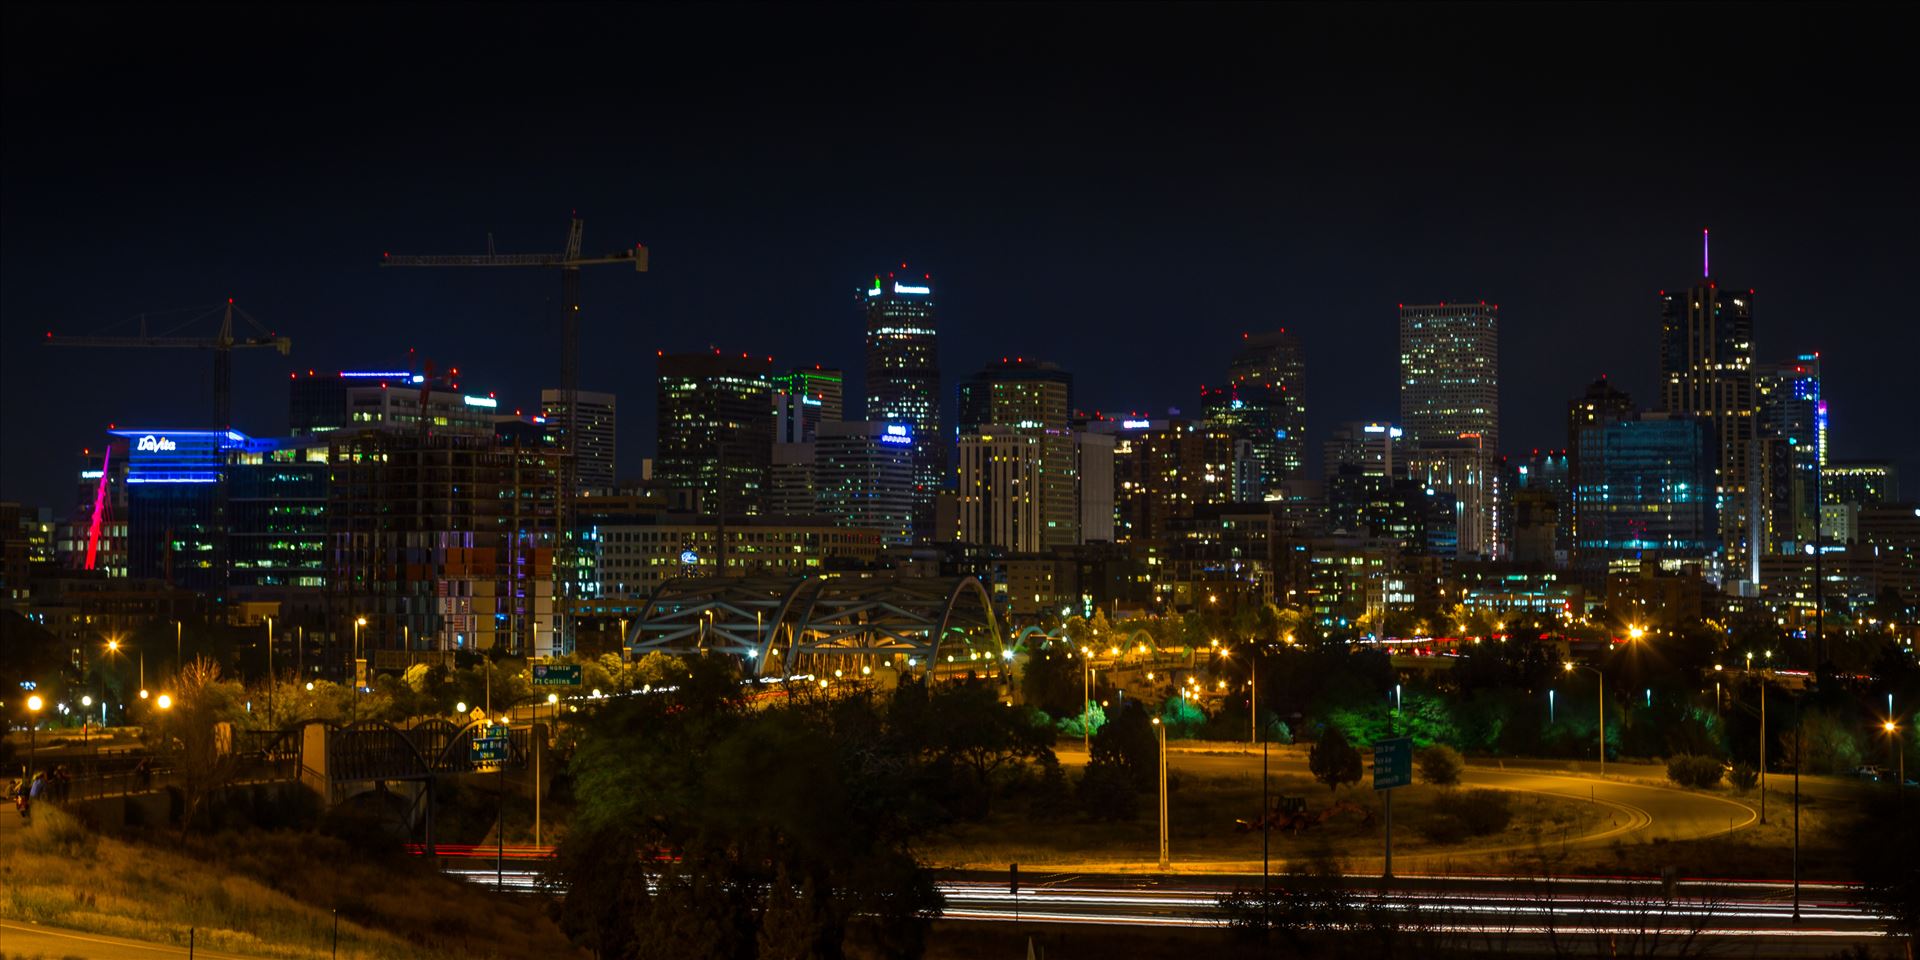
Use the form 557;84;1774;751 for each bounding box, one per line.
1038;746;1762;873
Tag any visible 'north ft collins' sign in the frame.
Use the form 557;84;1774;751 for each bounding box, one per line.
532;663;582;686
1371;737;1413;790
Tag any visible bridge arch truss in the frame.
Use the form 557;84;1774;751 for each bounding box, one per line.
624;575;1006;678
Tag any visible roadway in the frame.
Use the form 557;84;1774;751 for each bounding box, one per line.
435;856;1893;954
1032;746;1766;873
0;919;271;960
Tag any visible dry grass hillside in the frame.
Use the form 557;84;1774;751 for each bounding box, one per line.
0;807;581;960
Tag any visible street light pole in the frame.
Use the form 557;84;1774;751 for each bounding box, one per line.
1154;717;1169;871
1081;646;1092;755
266;615;275;728
1759;678;1767;824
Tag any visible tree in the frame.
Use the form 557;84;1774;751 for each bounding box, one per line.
1309;727;1363;794
1416;744;1464;786
1849;792;1920;940
549;667;942;959
171;656;243;836
1019;645;1084;718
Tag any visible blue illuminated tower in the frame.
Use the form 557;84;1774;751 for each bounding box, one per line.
862;268;942;536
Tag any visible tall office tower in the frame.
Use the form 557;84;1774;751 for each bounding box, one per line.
1753;355;1824;553
1323;421;1404;481
1406;436;1493;557
1826;461;1899;507
1659;232;1756;579
1519;449;1572;561
1565;377;1633;553
766;441;818;520
956;358;1078;547
957;426;1047;552
863;269;942;534
1572;413;1717;562
816;421;916;545
1094;418;1238;544
1206;329;1307;491
542;389;617;494
1401;302;1499;556
1200;382;1282;497
1399;302;1500;451
774;368;845;423
1074;429;1116;543
655;352;775;520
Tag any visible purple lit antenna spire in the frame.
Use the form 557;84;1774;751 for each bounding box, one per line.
1702;227;1710;277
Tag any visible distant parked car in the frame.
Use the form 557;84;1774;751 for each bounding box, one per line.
1852;765;1884;781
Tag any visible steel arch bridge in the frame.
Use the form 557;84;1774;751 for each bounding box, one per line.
624;575;1007;677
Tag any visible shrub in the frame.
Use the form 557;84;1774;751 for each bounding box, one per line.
21;804;96;857
1453;790;1512;835
1729;763;1758;791
1416;745;1464;786
1076;757;1139;821
1667;754;1726;789
1417;814;1470;844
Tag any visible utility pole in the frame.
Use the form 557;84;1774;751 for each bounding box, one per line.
1759;677;1767;824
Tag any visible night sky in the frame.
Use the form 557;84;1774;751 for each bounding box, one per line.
3;3;1915;511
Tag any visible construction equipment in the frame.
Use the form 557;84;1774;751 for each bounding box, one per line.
382;218;648;653
1236;796;1377;835
44;299;292;427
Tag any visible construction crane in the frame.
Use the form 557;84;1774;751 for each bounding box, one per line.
382;217;648;653
44;299;292;428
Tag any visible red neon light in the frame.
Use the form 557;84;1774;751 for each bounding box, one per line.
85;446;111;571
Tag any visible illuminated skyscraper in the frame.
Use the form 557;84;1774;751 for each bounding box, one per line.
1400;302;1499;555
1659;231;1756;579
1566;376;1633;555
1399;302;1499;451
1207;329;1306;490
862;269;942;534
655;352;774;520
956;358;1077;548
541;388;616;494
1754;354;1823;553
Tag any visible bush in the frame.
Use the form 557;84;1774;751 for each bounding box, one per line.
1416;745;1464;786
1729;763;1758;791
1666;754;1726;789
1416;789;1510;844
1453;789;1512;835
1076;757;1139;821
21;804;95;857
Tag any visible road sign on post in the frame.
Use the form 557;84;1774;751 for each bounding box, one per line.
1371;736;1413;790
531;664;582;686
471;724;510;768
1372;735;1413;881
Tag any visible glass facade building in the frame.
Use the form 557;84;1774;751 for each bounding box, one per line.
1573;415;1717;559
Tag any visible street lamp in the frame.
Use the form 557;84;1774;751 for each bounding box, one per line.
1151;717;1168;871
1564;662;1605;776
26;694;44;780
1080;646;1093;754
353;617;368;693
1628;625;1645;641
1885;720;1905;798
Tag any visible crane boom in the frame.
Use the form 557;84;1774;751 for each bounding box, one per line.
42;299;291;428
45;335;291;351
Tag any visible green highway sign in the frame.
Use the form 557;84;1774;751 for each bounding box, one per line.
470;730;509;765
532;664;582;686
1371;736;1413;790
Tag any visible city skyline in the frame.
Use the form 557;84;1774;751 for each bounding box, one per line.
3;4;1914;511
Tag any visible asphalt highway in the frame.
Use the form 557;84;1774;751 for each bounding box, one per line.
436;856;1893;955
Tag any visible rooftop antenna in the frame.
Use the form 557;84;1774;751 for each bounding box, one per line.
1702;227;1711;278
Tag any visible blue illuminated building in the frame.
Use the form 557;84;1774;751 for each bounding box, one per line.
1572;414;1718;561
110;429;253;592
